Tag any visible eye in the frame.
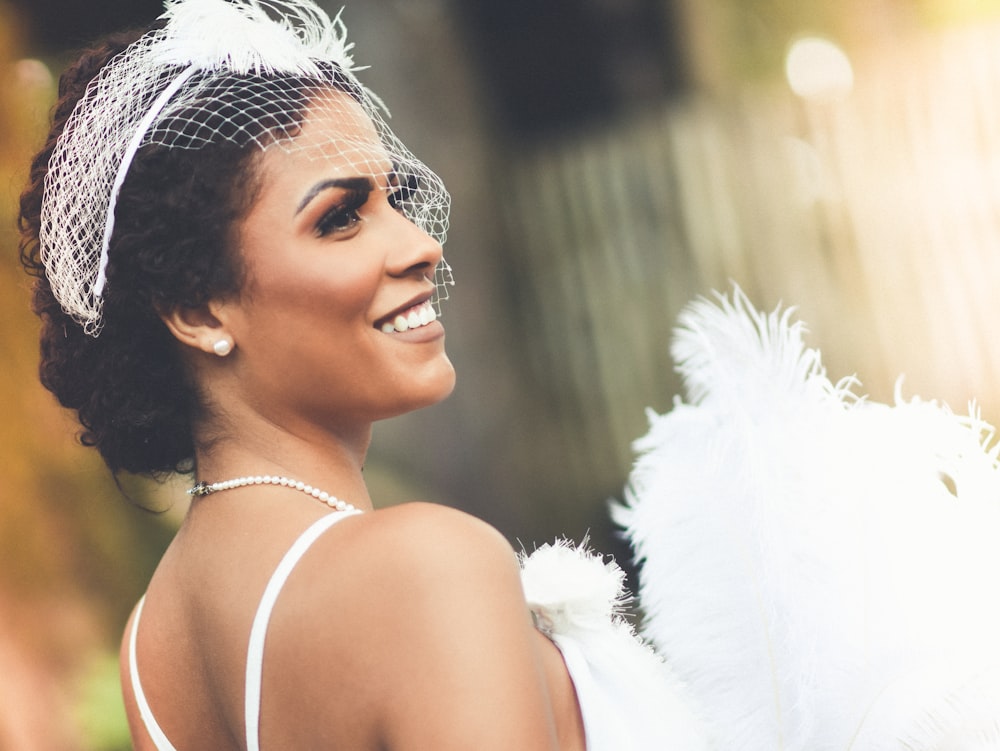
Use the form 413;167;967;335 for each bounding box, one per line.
387;172;420;213
315;190;367;238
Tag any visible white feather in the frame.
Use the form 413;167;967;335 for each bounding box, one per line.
520;541;712;750
617;287;1000;750
154;0;356;76
520;539;631;638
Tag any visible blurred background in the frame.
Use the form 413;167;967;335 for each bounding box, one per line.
5;0;1000;747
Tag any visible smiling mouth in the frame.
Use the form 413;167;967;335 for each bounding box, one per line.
378;300;438;333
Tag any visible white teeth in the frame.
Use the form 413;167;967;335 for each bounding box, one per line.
381;301;437;334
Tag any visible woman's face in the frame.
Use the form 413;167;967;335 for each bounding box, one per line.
218;91;455;435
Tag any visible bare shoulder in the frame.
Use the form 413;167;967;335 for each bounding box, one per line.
265;503;562;750
298;501;527;638
359;501;519;573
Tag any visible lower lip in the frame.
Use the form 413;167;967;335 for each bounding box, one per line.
380;319;445;343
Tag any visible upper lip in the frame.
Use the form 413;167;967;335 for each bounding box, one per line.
374;290;434;329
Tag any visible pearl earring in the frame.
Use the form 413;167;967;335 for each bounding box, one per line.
212;338;233;357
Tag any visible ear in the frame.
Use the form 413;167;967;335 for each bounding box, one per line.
159;300;233;356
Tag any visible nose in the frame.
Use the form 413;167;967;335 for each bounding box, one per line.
386;209;444;280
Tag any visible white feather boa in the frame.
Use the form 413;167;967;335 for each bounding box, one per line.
616;288;1000;750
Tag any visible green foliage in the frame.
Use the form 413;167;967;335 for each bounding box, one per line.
72;651;131;751
73;653;132;751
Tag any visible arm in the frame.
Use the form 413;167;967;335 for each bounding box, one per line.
373;504;567;750
265;503;580;750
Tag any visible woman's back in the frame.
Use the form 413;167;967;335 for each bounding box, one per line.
122;498;587;750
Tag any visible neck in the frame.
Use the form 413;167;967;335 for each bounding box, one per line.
192;412;376;512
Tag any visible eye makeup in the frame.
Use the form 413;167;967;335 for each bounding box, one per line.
296;176;374;216
296;169;422;238
387;169;419;210
314;188;369;237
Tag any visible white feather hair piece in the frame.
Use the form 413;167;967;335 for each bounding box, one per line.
617;287;1000;750
153;0;355;76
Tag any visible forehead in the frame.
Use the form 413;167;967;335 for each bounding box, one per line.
259;88;392;177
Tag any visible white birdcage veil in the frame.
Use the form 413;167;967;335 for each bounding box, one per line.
39;0;452;336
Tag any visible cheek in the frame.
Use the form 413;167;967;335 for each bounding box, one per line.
249;258;381;326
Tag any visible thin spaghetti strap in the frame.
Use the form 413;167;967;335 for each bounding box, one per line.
128;596;179;751
245;510;361;751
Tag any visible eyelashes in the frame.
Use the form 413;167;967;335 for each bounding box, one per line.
388;172;419;211
312;171;420;238
315;188;367;238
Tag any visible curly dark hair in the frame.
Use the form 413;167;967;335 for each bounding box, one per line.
18;28;359;477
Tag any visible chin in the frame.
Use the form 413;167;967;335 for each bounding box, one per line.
423;359;457;405
388;357;456;417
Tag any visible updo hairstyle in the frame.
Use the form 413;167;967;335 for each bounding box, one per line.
18;27;358;477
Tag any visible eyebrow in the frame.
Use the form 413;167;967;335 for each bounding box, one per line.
295;177;374;215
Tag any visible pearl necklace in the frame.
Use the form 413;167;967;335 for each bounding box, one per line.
188;475;358;513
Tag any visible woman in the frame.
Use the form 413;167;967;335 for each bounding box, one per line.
19;1;704;749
